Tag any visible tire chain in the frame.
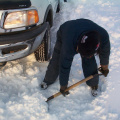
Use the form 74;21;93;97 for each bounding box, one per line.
34;24;50;62
34;40;45;62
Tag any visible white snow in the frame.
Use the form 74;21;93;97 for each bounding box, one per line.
0;0;120;119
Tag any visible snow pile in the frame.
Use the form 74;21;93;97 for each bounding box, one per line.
0;0;120;120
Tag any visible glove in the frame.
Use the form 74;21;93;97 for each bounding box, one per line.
60;85;70;97
98;66;109;77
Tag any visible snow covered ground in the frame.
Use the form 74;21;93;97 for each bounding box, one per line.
0;0;120;119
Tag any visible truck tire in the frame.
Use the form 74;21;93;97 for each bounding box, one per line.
34;24;51;62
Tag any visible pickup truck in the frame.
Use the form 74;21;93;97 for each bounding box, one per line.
0;0;60;67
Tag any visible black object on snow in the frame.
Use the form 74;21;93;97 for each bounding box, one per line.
0;0;31;10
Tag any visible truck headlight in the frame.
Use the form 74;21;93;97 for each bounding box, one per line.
4;10;39;29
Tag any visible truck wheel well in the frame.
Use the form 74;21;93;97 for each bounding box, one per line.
46;9;53;27
44;5;53;27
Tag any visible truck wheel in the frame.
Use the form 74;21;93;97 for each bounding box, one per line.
34;24;51;62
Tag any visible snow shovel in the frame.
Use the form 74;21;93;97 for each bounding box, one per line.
46;74;102;102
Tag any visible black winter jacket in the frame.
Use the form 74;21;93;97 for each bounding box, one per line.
57;19;110;86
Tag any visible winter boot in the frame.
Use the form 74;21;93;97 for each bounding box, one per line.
91;85;98;97
40;81;49;90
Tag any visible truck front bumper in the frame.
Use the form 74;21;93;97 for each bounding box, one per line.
0;22;48;62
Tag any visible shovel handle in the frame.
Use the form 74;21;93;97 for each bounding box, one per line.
46;74;102;102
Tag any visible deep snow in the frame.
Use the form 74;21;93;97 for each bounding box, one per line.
0;0;120;120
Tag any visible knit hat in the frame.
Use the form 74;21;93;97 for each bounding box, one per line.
77;31;101;57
